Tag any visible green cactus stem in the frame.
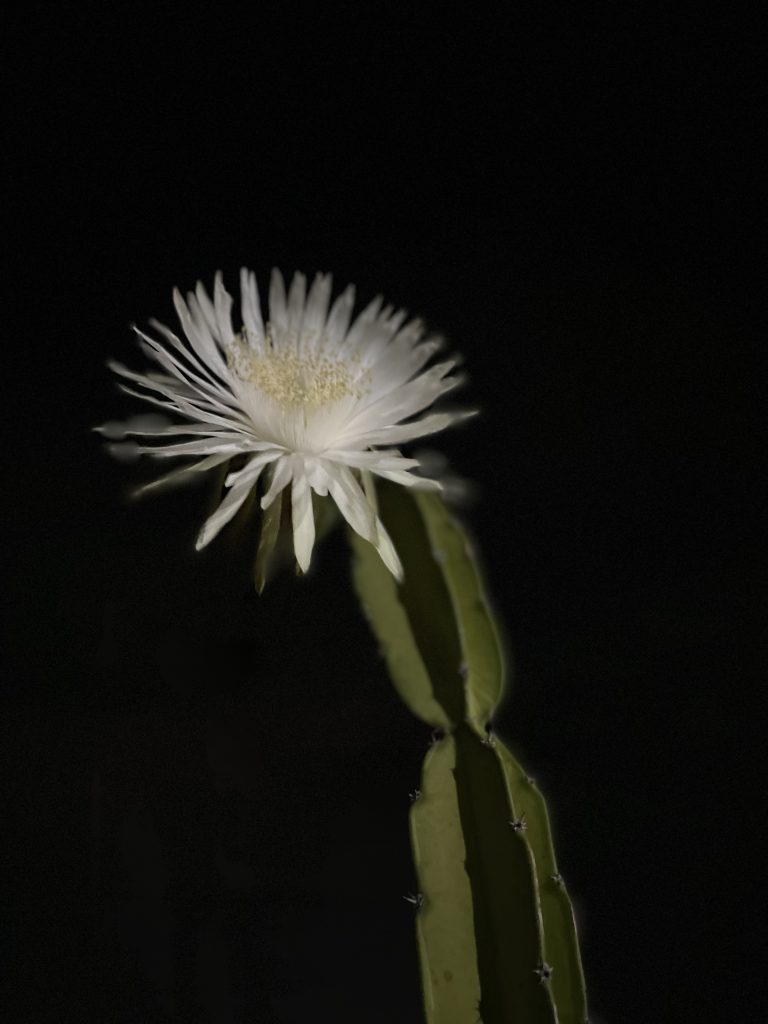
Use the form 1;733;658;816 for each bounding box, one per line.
352;484;587;1024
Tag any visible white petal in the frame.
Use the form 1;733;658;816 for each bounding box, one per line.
95;414;170;440
337;293;384;356
112;438;250;459
327;450;419;472
173;289;229;380
301;273;333;347
133;452;234;496
349;409;477;447
338;301;400;363
321;462;376;542
353;319;400;366
360;317;428;378
142;323;232;393
361;331;439;391
286;272;307;336
373;469;442;489
193;281;218;336
339;363;462;438
195;458;268;550
330;448;441;489
269;268;288;331
291;461;316;572
213;271;235;346
306;458;329;495
95;417;246;440
382;306;409;333
319;452;444;491
115;381;253;435
321;461;404;578
260;455;294;510
109;364;252;430
225;449;282;487
373;516;403;581
108;359;208;404
240;268;265;350
136;332;238;409
325;283;356;342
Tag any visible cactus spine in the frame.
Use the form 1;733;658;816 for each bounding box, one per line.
352;484;587;1024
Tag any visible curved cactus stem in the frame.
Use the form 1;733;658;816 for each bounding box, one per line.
351;483;588;1024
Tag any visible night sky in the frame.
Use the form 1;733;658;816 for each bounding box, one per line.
4;5;760;1022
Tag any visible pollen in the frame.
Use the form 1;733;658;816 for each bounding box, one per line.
228;333;364;408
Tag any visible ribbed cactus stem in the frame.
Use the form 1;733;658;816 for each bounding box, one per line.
352;484;587;1024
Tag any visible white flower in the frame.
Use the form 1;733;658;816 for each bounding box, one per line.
99;269;473;580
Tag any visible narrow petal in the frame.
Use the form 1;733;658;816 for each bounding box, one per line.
291;461;316;572
95;414;170;439
142;323;233;393
240;268;265;351
225;449;282;487
326;450;420;472
108;359;251;425
260;455;294;510
110;362;252;428
269;268;288;331
286;272;307;337
195;458;268;550
301;273;333;348
95;417;248;441
337;293;384;356
321;462;376;542
381;306;409;333
322;461;403;579
361;331;440;392
111;438;250;459
108;360;227;411
133;452;234;496
373;515;403;581
136;332;239;409
213;271;235;346
325;283;356;343
348;409;477;447
306;458;329;495
115;381;254;435
193;281;218;336
254;488;283;593
373;469;442;489
173;289;230;380
327;449;439;489
339;363;463;438
360;317;428;378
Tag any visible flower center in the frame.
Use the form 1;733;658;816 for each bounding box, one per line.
228;335;363;409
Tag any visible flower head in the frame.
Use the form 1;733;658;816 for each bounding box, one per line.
99;269;473;580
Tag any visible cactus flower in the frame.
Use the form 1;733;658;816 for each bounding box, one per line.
98;269;473;578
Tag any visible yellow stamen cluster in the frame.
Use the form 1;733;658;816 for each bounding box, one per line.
228;333;364;409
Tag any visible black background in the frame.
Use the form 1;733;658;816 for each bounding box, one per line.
3;3;761;1022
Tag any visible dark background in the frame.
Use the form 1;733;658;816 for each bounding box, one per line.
3;3;761;1022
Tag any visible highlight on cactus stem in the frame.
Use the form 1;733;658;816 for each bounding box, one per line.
96;268;476;587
